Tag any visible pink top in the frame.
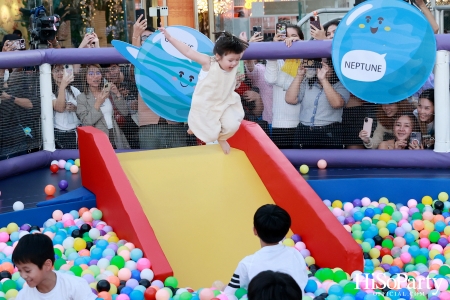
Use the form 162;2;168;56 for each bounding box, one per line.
246;63;273;124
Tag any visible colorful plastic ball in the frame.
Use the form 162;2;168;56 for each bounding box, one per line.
299;164;309;174
58;180;69;190
50;164;59;173
64;162;73;171
12;201;24;211
422;196;433;205
58;160;66;169
317;159;327;169
44;185;56;196
164;276;178;288
155;289;171;300
439;192;449;202
70;165;79;174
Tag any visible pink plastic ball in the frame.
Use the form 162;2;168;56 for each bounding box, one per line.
332;208;343;217
0;232;9;243
295;242;306;251
119;250;131;261
419;238;431;248
116;295;130;300
3;246;13;256
199;288;215;300
137;258;151;271
407;199;418;208
124;242;135;250
317;159;327;169
361;197;371;207
52;210;63;221
216;294;228;300
118;268;132;281
155;289;171;300
62;213;74;222
58;160;66;169
423;211;434;220
343;203;354;212
82;211;93;222
70;165;79;174
64;220;75;227
439;291;450;300
393;237;406;248
400;252;412;263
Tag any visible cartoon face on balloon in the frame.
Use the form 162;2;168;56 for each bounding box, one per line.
112;26;214;122
332;0;436;104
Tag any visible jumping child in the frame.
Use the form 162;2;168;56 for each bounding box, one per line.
158;28;249;154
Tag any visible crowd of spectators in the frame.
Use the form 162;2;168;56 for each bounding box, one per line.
0;4;440;157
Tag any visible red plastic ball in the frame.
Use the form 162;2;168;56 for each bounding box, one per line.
385;235;394;241
144;287;157;300
50;164;59;173
380;248;391;257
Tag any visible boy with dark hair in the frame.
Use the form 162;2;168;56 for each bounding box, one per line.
12;234;97;300
248;270;303;300
224;204;308;297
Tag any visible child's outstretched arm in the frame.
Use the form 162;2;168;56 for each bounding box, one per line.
159;27;211;70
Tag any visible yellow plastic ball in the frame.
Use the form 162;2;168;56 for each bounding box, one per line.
439;192;449;202
283;238;295;247
379;228;390;238
305;256;315;266
109;284;118;294
108;232;117;237
445;226;450;236
73;238;87;251
381;255;394;265
299;164;309;174
376;220;387;229
379;213;391;222
5;289;18;299
429;249;440;259
108;236;119;243
424;222;435;232
355;239;363;244
6;223;19;234
374;267;385;272
332;200;343;209
0;227;7;233
371;258;380;267
89;282;98;291
369;248;380;259
379;197;389;204
422;196;433;205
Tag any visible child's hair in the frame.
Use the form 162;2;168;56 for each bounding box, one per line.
12;234;55;269
248;270;303;300
254;204;291;244
419;88;434;104
213;31;249;56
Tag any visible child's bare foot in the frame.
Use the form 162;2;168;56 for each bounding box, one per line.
218;140;230;154
187;128;193;134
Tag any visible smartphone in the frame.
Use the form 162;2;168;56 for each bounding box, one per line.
276;23;287;36
135;9;145;21
64;64;73;76
363;117;373;135
237;61;245;75
11;39;26;51
103;80;111;92
86;28;94;34
252;26;262;33
310;11;321;30
410;132;422;146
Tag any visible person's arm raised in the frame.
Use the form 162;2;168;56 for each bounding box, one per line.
159;27;210;69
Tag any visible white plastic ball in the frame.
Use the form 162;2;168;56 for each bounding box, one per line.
140;268;154;281
62;237;75;249
125;260;137;271
51;160;58;165
88;228;100;240
13;201;24;211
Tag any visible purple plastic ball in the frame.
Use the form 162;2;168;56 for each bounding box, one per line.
20;224;31;231
107;243;118;252
429;296;440;300
58;180;68;190
91;288;98;295
353;199;362;207
291;234;301;243
378;203;386;210
125;278;139;289
409;207;419;216
83;274;96;283
344;217;355;225
438;237;448;247
89;259;99;266
337;216;345;225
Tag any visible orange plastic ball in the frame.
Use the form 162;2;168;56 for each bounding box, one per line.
78;207;89;217
97;291;112;300
44;185;56;196
107;275;121;287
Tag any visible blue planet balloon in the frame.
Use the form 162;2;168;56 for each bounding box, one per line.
332;0;436;103
112;26;214;122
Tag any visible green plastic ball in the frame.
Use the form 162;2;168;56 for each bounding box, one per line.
333;270;347;283
54;258;66;270
164;276;178;288
179;292;192;300
1;280;16;293
70;265;83;277
429;231;440;243
235;288;247;299
343;282;358;295
110;256;125;269
383;206;394;215
92;209;103;220
382;239;394;249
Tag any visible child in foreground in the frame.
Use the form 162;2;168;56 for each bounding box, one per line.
248;270;303;300
158;28;249;154
224;204;308;296
12;233;97;300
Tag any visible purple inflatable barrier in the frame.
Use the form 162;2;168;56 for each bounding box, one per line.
281;149;450;168
0;35;448;68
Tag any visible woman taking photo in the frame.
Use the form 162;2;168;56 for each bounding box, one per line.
76;64;130;149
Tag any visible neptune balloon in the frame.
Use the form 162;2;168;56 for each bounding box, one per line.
332;0;436;104
112;26;214;122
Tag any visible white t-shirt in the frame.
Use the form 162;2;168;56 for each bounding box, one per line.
224;243;309;296
16;271;97;300
52;86;81;131
100;98;114;129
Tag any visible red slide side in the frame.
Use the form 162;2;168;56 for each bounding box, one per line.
77;127;173;280
229;121;363;273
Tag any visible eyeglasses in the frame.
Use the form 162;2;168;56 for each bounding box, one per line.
88;71;102;76
141;34;151;41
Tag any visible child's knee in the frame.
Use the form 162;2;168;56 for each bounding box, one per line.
223;119;241;134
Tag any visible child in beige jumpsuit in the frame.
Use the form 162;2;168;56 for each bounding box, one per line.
159;28;249;154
